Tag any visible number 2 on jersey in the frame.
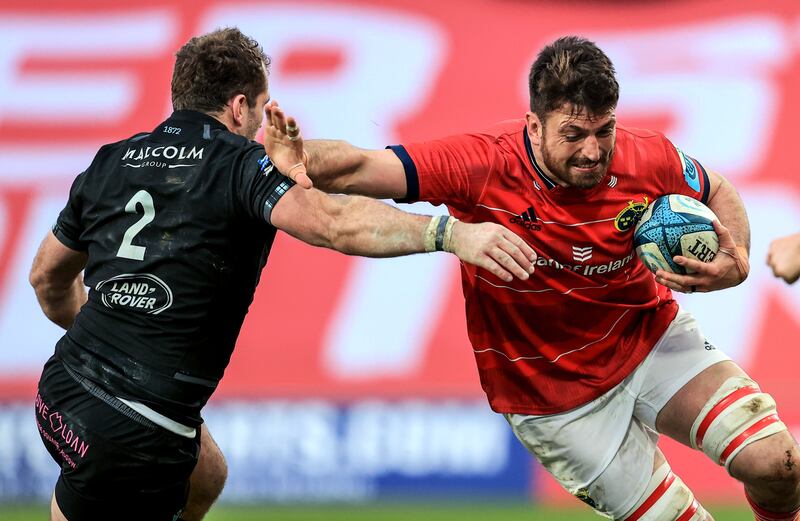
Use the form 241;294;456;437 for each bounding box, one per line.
117;190;155;260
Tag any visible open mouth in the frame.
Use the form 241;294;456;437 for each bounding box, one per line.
572;162;600;172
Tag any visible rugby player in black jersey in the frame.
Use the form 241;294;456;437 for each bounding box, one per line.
28;28;536;521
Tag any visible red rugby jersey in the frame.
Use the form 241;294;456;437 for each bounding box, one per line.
390;120;710;414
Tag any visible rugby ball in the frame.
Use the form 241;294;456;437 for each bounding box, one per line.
633;194;719;274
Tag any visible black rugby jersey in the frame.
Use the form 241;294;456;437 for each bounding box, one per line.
52;110;295;426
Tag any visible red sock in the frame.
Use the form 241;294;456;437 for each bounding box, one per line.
746;491;800;521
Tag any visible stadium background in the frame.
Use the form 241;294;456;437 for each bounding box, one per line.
1;0;799;518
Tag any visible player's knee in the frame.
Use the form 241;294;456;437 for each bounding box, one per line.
731;435;800;496
690;376;788;472
622;463;707;521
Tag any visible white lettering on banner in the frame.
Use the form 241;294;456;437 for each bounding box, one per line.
1;400;516;501
590;18;788;178
0;13;175;123
201;400;510;500
344;401;508;476
203;5;449;378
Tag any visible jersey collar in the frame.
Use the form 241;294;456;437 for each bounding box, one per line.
168;110;228;130
522;128;557;190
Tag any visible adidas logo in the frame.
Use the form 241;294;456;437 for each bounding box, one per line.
509;206;541;231
572;245;593;262
607;175;618;188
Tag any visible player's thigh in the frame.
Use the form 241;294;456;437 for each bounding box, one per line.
655;359;746;446
628;309;731;434
185;424;227;515
51;493;68;521
36;356;200;521
192;423;227;490
657;355;794;479
506;385;656;519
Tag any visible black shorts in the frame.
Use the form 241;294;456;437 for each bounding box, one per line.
35;355;200;521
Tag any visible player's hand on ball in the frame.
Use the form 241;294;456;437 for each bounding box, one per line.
655;220;749;293
263;100;313;189
449;222;537;282
766;232;800;284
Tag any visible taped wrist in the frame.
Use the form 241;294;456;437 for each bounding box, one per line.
424;216;442;252
424;216;455;252
443;217;459;253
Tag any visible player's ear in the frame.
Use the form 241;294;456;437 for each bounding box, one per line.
526;112;543;146
230;94;248;126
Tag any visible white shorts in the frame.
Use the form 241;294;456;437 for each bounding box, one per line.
505;308;730;519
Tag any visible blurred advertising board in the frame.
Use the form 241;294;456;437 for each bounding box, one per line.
0;400;530;501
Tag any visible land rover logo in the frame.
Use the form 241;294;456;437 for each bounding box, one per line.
95;273;173;315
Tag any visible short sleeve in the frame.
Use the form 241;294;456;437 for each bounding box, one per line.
52;171;89;251
389;133;499;210
234;147;297;225
659;135;711;204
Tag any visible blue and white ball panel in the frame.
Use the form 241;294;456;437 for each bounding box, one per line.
667;193;717;221
633;194;719;275
635;243;674;273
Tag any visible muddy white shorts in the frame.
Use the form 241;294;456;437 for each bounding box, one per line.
505;308;730;519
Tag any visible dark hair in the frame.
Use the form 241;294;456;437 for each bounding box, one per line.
528;36;619;119
171;27;270;113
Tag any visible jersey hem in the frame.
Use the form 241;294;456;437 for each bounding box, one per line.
52;224;86;251
482;305;679;417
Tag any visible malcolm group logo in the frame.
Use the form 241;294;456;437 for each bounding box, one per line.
121;145;204;170
509;206;541;231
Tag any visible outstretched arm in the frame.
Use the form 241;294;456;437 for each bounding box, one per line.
767;232;800;284
29;232;88;329
264;101;407;198
270;186;537;282
655;170;750;293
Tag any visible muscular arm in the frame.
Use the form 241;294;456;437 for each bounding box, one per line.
304;140;407;198
705;169;750;253
270;186;536;281
29;232;88;329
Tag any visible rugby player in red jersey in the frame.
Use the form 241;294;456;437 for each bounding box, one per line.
266;36;800;521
